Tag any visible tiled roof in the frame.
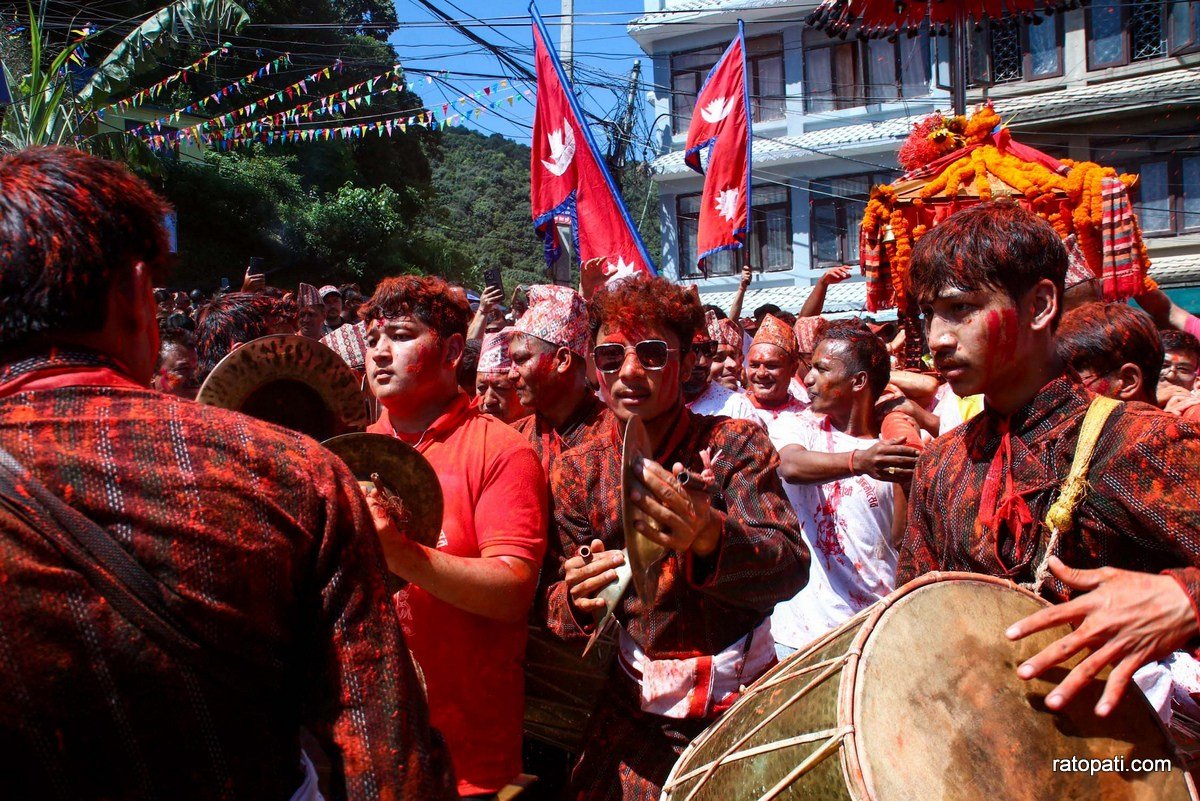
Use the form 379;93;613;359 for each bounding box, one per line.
696;279;896;318
652;114;919;176
1150;252;1200;287
652;71;1200;177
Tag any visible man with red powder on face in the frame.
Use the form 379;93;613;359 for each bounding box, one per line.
545;274;809;801
508;284;609;476
361;275;548;799
475;327;530;424
0;147;454;799
896;200;1200;722
745;314;810;430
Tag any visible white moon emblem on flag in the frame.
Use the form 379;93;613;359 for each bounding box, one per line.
715;188;739;222
541;125;576;176
700;96;735;124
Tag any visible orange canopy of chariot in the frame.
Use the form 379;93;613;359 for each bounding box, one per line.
859;104;1152;313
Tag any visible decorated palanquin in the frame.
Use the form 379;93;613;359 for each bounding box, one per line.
860;104;1152;364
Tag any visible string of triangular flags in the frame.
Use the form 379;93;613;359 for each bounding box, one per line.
96;44;229;115
170;59;346;136
124;53;295;137
144;90;533;151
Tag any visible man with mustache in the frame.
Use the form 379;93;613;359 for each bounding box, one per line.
545;274;808;800
896;200;1200;722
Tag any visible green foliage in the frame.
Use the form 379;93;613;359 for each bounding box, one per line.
0;0;249;151
428;126;664;293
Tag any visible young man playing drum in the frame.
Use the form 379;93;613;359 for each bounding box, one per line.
897;200;1200;719
545;274;809;801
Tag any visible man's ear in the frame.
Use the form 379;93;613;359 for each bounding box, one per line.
1115;362;1145;402
444;332;465;367
851;370;869;394
1027;278;1059;333
554;345;573;374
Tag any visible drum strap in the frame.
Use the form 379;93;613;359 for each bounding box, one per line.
1030;394;1121;594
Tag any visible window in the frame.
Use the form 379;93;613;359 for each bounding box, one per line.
970;16;1062;85
804;31;930;113
809;173;895;268
670;35;786;131
1100;148;1200;236
1087;1;1200;70
677;184;792;279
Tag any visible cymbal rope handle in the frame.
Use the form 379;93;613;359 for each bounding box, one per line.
677;650;857;801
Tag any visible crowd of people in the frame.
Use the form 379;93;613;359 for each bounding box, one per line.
5;146;1200;801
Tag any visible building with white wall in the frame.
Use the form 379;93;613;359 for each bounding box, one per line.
629;0;1200;315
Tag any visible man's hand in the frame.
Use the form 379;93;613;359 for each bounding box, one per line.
739;262;753;289
854;436;920;482
581;257;618;300
241;265;265;293
1006;557;1200;717
628;457;720;557
478;285;504;315
819;265;852;287
563;539;624;618
366;487;426;579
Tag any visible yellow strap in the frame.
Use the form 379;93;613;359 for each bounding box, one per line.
1043;395;1121;534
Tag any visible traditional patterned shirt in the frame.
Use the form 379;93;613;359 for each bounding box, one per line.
0;350;454;801
544;407;809;659
512;390;609;477
898;376;1200;610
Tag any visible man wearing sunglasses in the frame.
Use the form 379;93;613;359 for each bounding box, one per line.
683;317;759;424
543;274;808;801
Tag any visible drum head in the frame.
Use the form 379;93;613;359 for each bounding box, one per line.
855;577;1193;801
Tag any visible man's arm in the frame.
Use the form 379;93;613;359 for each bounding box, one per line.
727;262;753;322
305;455;456;800
798;265;851;319
1135;287;1197;333
368;444;547;624
893;452;942;586
466;286;503;341
543;456;612;639
778;438;919;485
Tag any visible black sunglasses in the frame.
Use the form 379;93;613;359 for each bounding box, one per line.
593;339;681;373
692;340;718;359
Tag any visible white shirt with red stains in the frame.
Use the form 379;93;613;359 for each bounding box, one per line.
768;409;897;650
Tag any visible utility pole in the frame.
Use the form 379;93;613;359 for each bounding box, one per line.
607;59;641;190
561;0;574;81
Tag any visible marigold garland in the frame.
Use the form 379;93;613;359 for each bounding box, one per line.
862;105;1147;311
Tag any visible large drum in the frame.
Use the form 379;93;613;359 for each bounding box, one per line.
663;573;1197;800
524;622;615;753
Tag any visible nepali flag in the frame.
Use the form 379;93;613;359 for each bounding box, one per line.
529;3;656;280
684;22;751;272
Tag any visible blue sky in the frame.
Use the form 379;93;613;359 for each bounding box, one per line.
388;0;652;144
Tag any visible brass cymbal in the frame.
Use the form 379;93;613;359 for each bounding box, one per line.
321;432;444;549
622;415;665;605
196;334;370;440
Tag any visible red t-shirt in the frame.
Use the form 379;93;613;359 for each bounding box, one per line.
369;392;548;795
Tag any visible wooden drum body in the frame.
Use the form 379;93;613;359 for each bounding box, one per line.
664;573;1197;801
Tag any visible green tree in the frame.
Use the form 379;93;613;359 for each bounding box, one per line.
0;0;249;153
